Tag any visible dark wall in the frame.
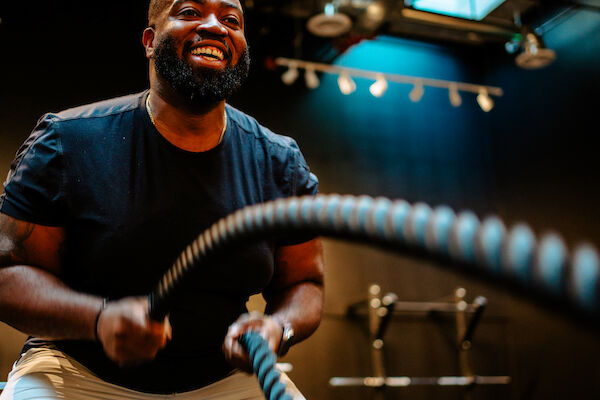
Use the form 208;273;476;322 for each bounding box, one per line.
1;3;599;400
234;12;600;398
486;9;600;246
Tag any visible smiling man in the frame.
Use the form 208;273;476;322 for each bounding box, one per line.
0;0;323;399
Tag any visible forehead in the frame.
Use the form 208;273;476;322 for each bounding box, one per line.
170;0;243;12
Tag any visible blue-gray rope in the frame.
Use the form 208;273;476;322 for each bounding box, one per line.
147;194;600;400
240;332;293;400
149;194;599;320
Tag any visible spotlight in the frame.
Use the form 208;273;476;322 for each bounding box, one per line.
409;80;424;102
306;2;352;37
369;74;388;97
515;33;556;69
281;63;299;85
477;87;494;112
448;83;462;107
304;67;320;89
337;72;356;95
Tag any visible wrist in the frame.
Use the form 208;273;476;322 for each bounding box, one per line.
94;298;108;342
273;316;295;357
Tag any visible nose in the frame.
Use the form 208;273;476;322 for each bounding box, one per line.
196;14;227;36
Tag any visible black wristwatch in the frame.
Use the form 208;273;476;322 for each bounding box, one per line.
276;319;295;357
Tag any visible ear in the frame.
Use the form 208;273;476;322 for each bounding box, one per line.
142;27;156;59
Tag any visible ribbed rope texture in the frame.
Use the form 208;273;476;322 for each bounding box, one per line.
239;332;293;400
149;194;600;319
148;194;600;398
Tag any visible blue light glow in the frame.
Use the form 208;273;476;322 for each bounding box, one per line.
324;3;335;16
410;0;505;21
299;36;490;202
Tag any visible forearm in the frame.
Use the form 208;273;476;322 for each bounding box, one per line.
224;281;323;371
265;280;324;344
0;265;102;340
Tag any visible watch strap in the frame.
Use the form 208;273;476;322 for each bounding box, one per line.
275;317;295;357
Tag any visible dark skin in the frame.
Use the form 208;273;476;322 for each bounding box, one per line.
0;0;324;372
223;239;324;372
0;213;171;365
142;0;247;152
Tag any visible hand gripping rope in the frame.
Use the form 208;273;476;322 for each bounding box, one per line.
147;194;600;399
239;332;294;400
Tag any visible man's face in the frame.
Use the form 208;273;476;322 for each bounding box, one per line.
150;0;250;103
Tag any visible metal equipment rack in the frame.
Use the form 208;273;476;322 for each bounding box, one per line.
329;284;510;398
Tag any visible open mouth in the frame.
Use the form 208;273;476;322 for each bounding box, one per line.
191;46;225;61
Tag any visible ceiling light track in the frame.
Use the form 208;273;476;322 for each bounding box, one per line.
275;56;503;111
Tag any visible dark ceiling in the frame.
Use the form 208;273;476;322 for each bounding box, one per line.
0;0;598;76
243;0;600;62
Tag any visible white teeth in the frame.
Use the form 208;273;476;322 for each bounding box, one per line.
191;46;224;61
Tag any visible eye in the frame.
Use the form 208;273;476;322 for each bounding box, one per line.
178;8;200;18
222;16;241;27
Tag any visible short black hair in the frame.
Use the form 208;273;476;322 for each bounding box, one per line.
148;0;171;26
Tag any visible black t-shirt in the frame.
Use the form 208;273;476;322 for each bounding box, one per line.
0;91;318;393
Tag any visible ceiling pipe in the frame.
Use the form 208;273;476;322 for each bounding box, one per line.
400;8;520;38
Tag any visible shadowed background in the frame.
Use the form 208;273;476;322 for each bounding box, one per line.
0;1;599;399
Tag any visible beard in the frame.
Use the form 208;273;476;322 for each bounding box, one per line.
153;34;250;107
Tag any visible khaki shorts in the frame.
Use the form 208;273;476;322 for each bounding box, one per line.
0;348;304;400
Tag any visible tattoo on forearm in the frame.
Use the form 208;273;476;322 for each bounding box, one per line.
0;215;34;266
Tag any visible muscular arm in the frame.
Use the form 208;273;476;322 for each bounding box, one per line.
223;238;324;370
264;238;325;344
0;212;102;340
0;212;170;364
0;265;102;340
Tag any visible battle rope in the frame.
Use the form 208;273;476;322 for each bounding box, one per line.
149;194;599;320
147;194;600;399
240;332;294;400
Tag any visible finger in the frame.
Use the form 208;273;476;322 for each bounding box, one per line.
164;316;172;340
222;334;235;362
227;322;243;338
232;338;252;366
132;301;149;327
252;318;282;353
225;334;249;362
236;320;265;338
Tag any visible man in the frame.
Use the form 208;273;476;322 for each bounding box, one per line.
0;0;324;398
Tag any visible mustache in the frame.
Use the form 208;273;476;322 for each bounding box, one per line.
184;34;232;58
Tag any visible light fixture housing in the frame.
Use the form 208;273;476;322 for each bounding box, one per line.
515;33;556;70
272;57;502;110
477;87;494;112
448;83;462;107
306;3;352;37
281;63;299;85
369;75;388;97
305;67;320;89
337;72;357;95
409;80;424;102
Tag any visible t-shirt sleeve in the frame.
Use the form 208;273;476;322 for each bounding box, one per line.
277;141;319;246
0;115;66;226
291;146;319;198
